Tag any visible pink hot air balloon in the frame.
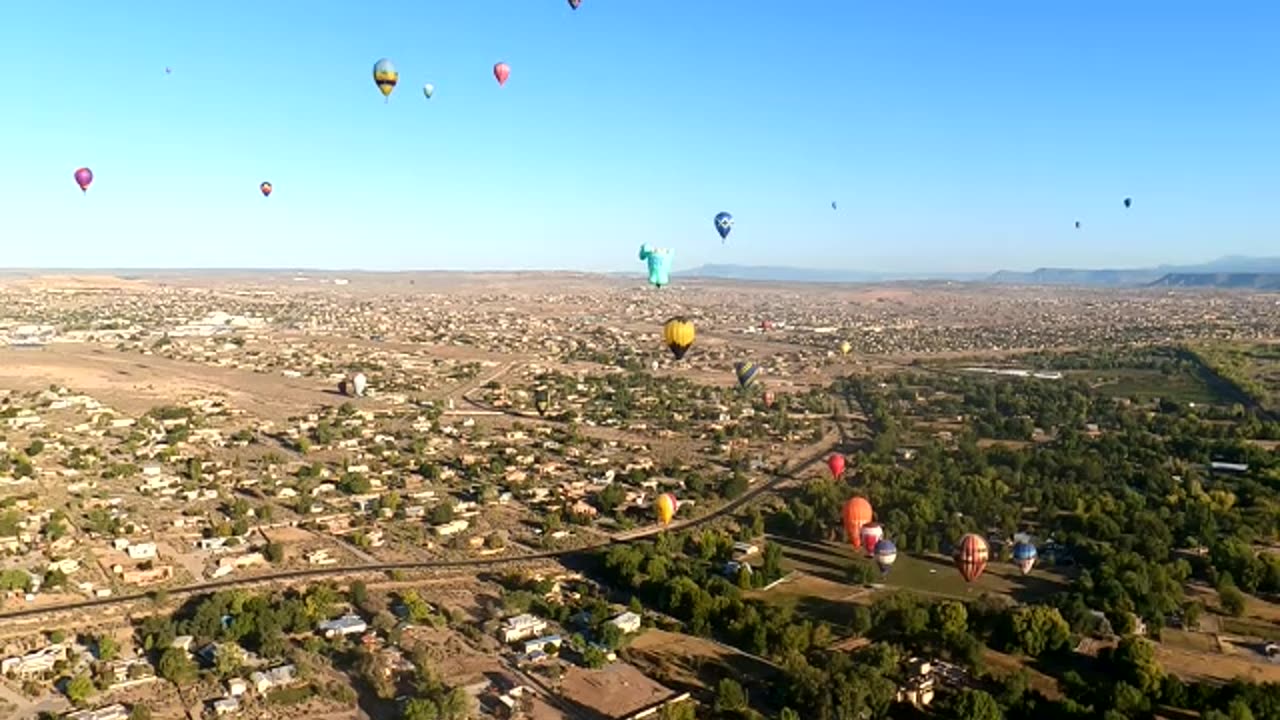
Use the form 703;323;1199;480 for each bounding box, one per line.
494;62;511;87
74;168;94;194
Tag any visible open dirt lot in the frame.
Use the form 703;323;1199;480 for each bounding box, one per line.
0;343;341;420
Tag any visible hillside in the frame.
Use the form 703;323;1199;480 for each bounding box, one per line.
1149;273;1280;290
989;256;1280;287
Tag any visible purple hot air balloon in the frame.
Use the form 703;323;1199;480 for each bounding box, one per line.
74;168;94;194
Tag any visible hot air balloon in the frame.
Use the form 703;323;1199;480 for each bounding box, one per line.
568;0;582;8
373;58;399;102
713;212;734;242
842;496;873;549
260;182;273;198
1074;220;1081;229
763;390;776;408
839;340;852;356
352;372;368;398
423;83;435;99
954;534;989;583
663;317;695;360
1123;197;1132;209
164;67;172;75
73;168;93;194
494;62;511;87
827;454;846;480
832;201;837;210
1012;541;1038;575
734;361;761;389
639;245;673;288
859;523;884;557
534;388;550;417
874;539;898;574
655;492;678;526
760;320;774;332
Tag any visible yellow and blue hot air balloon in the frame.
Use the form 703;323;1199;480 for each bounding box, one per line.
663;317;695;360
655;492;678;526
734;361;761;389
639;244;673;288
373;58;399;102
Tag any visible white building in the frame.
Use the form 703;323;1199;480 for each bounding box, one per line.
607;611;642;634
317;613;368;638
501;614;548;643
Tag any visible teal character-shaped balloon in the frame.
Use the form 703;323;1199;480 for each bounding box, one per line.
638;244;673;288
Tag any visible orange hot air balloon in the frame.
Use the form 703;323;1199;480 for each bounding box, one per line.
655;492;678;526
494;62;511;87
827;454;846;480
842;496;873;549
954;533;990;583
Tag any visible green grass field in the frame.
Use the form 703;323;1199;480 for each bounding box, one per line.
768;535;1069;606
1072;368;1228;405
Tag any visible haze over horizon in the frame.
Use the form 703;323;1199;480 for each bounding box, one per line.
2;1;1276;273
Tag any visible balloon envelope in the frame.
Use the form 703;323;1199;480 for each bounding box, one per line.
763;390;776;408
663;317;695;360
373;58;399;99
639;245;673;288
954;534;990;582
874;539;898;573
423;83;435;99
840;341;852;355
827;454;846;479
494;62;511;86
534;388;550;417
74;168;93;193
568;0;582;8
1124;197;1132;208
714;211;734;241
655;493;678;525
734;361;761;389
260;182;272;197
842;497;873;548
1013;541;1038;575
859;523;884;557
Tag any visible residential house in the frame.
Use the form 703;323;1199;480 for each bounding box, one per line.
501;614;548;643
607;611;642;634
318;613;368;638
64;705;129;720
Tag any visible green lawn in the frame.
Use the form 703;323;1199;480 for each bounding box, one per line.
769;535;1068;606
1071;368;1229;405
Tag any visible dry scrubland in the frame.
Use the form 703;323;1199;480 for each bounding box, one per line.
0;271;1278;718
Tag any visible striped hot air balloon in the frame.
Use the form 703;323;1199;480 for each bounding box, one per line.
954;534;990;583
373;58;399;102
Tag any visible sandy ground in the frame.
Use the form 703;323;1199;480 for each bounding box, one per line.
559;663;676;719
0;343;343;420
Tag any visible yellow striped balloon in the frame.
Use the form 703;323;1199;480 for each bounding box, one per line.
662;317;695;360
373;58;399;101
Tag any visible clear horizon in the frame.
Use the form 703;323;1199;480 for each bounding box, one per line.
1;1;1276;273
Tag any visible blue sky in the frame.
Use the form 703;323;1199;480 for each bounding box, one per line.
0;1;1276;273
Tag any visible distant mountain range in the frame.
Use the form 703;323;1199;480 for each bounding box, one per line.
681;264;988;283
683;256;1280;289
988;256;1280;287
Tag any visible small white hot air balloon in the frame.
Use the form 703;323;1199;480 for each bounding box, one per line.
352;372;368;397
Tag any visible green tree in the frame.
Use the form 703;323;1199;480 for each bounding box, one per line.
157;647;196;686
1112;637;1164;695
948;689;1003;720
714;678;748;713
96;635;118;661
65;674;95;706
129;705;152;720
932;601;969;642
1004;606;1071;657
1220;585;1247;617
402;698;440;720
660;702;698;720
